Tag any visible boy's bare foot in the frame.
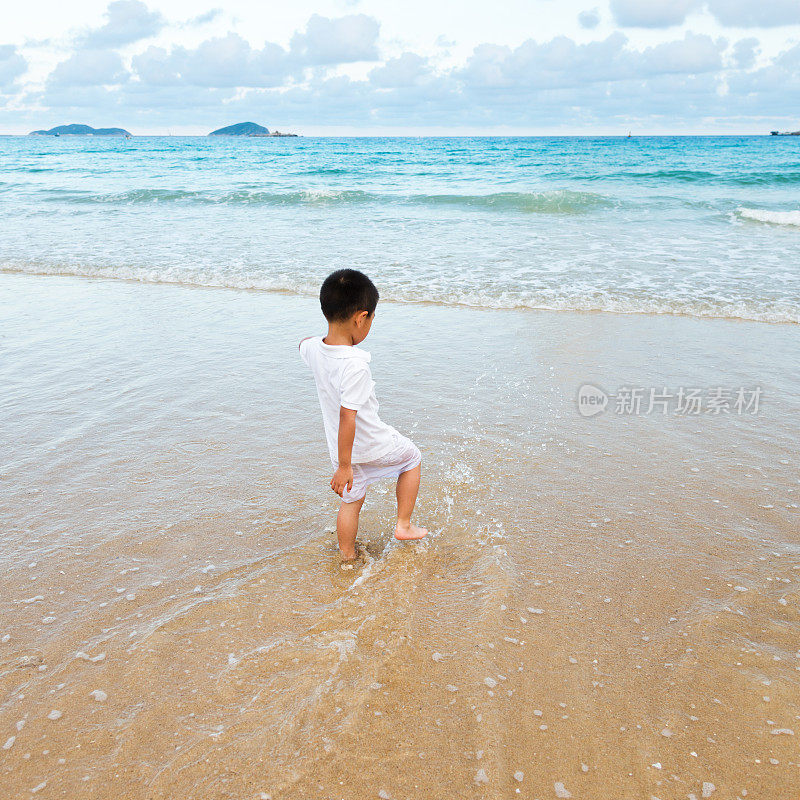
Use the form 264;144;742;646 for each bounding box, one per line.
340;543;368;569
394;522;428;541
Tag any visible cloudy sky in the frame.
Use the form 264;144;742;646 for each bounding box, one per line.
1;0;799;134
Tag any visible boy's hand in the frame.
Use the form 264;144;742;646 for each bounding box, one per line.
331;465;354;497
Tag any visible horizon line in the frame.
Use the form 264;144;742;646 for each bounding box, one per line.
0;131;792;138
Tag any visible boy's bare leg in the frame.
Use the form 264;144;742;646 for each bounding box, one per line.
394;464;428;541
337;495;365;561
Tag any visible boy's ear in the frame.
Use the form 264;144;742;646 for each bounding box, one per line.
354;310;370;326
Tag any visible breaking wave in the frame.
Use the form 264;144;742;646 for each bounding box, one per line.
738;207;800;227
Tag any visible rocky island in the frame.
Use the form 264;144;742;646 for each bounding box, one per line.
29;124;131;136
208;121;298;137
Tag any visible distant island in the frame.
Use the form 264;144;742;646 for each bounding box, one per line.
770;130;800;136
29;124;131;137
208;121;298;137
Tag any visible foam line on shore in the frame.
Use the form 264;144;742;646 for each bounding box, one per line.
3;264;797;324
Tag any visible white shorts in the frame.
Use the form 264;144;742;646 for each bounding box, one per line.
338;433;421;503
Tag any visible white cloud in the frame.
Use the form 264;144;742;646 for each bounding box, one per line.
611;0;700;28
0;45;27;89
731;37;759;68
40;84;124;110
83;0;164;48
639;33;724;75
369;53;429;87
186;9;223;28
578;9;601;29
776;41;800;67
612;0;800;29
47;50;128;87
459;32;725;92
124;14;383;90
290;14;380;65
129;46;174;86
726;41;800;114
706;0;800;27
131;34;289;88
5;4;800;133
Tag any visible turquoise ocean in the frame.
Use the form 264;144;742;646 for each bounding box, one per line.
1;134;799;322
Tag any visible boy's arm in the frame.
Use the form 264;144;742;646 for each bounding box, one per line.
298;336;314;366
330;406;357;497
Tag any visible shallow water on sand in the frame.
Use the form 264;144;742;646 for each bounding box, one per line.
1;273;799;799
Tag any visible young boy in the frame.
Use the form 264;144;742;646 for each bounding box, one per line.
299;269;427;565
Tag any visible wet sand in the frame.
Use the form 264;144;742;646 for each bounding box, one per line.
1;272;799;800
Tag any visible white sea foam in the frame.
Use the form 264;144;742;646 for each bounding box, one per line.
739;207;800;226
3;263;797;324
76;651;106;662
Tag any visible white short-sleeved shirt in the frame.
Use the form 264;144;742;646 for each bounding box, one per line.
300;336;398;464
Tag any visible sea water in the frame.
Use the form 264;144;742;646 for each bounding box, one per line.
1;134;799;322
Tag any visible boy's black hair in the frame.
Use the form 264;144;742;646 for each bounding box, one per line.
320;269;379;322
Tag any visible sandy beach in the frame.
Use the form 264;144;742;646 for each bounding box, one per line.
1;271;798;799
